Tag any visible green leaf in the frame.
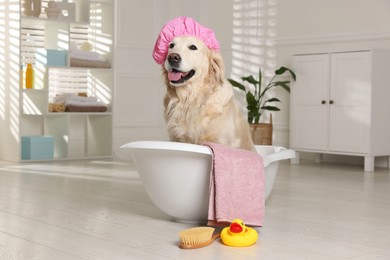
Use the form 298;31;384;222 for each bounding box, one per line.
275;66;288;75
261;106;281;111
228;79;246;92
242;75;259;86
275;66;296;81
272;81;291;93
264;98;280;103
248;109;259;118
258;68;262;89
248;109;260;124
246;92;258;107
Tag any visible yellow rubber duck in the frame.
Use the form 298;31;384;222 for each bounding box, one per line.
220;218;258;247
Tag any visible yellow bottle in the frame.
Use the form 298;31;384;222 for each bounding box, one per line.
25;63;34;89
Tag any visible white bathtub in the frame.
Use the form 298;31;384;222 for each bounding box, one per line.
120;141;295;223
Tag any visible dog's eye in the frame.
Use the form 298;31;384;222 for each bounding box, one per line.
169;43;175;49
189;45;197;50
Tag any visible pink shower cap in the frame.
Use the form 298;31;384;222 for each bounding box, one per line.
152;16;220;64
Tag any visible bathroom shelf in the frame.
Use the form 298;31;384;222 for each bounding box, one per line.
18;0;114;161
20;16;89;26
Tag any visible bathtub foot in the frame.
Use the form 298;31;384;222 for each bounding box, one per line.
291;151;300;164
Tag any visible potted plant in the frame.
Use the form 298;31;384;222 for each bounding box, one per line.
228;66;296;145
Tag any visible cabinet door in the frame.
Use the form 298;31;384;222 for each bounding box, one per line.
290;54;330;150
329;52;371;153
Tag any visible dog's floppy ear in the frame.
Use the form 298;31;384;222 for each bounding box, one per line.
208;51;225;85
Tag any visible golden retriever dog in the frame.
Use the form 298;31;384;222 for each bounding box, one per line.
161;35;255;151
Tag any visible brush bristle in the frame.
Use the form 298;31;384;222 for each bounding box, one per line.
179;227;215;246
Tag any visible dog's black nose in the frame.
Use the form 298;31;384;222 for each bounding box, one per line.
168;53;181;66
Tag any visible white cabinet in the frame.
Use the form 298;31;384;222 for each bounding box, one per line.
0;0;114;161
290;50;390;171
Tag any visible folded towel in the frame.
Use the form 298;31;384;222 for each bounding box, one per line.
204;142;265;227
65;104;107;112
70;50;106;62
54;94;98;104
70;58;111;68
52;94;107;111
65;99;106;107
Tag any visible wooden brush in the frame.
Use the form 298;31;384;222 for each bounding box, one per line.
178;227;220;249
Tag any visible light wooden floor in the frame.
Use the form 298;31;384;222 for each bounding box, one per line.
0;159;389;259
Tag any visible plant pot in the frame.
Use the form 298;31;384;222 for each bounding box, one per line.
250;114;273;145
45;1;60;19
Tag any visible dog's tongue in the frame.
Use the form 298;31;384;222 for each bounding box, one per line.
168;71;187;81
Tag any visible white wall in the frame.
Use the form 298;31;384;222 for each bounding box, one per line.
277;0;390;40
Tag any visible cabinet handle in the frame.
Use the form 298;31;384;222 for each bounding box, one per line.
329;100;334;104
321;100;326;104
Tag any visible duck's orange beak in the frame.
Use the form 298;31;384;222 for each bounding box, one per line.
229;222;243;233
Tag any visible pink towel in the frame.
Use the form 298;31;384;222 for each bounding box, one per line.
204;143;265;227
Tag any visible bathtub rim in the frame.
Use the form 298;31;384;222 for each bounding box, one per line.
120;141;295;168
120;140;212;155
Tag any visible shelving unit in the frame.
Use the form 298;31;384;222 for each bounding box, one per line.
11;0;114;161
290;49;390;172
